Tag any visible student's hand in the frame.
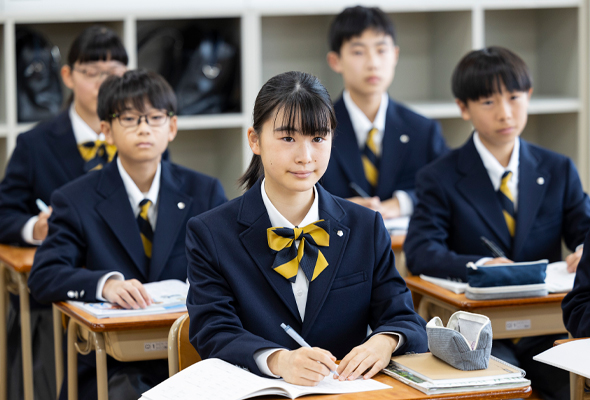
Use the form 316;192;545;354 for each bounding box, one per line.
347;196;381;211
102;279;153;309
379;198;401;219
267;347;337;386
566;247;584;273
33;207;53;241
336;334;398;381
483;257;513;265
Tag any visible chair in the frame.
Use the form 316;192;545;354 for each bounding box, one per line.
553;338;590;400
168;313;201;376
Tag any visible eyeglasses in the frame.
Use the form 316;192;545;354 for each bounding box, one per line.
73;65;126;81
112;111;175;128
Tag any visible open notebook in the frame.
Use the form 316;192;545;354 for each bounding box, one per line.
140;358;390;400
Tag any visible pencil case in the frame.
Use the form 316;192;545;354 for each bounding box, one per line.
426;311;492;371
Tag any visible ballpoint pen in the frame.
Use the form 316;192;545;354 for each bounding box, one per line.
480;236;506;258
36;198;50;213
280;323;339;376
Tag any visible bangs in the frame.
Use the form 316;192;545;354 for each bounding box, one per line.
76;45;128;65
272;93;335;137
462;64;532;101
69;26;128;66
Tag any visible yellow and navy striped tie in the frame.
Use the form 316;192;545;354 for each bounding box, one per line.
362;128;380;191
267;220;330;283
78;140;117;172
498;171;516;237
137;199;154;258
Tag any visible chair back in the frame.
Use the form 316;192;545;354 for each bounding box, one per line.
168;313;201;376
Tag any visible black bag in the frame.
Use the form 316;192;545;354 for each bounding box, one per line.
16;28;63;123
137;26;184;86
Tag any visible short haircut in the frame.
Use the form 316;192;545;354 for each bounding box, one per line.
328;6;397;53
452;46;532;103
68;25;128;66
97;69;177;122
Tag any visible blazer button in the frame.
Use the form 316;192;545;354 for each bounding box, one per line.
177;202;185;209
537;177;545;185
400;134;409;143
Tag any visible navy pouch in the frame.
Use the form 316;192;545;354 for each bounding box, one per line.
466;260;548;288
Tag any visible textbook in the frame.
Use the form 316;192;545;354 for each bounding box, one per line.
139;358;390;400
68;279;189;319
533;338;590;379
382;353;530;394
384;216;409;235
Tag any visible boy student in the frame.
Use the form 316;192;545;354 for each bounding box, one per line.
404;47;590;400
322;6;447;219
28;70;226;400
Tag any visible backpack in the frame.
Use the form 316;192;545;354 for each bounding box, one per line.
16;28;63;122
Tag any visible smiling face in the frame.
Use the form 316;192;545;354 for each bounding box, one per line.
457;82;532;151
248;108;332;198
328;28;398;98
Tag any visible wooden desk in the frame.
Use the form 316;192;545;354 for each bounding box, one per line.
405;276;567;339
0;244;36;400
53;301;185;400
390;234;407;277
263;372;531;399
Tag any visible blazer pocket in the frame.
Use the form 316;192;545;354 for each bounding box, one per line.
331;271;367;291
531;214;561;231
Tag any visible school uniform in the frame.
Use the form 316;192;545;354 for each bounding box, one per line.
320;93;447;214
28;159;226;400
405;133;590;400
562;231;590;338
186;179;428;377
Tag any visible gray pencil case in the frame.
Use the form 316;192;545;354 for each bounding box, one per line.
426;311;493;371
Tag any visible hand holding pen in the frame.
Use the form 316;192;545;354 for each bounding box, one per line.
33;198;53;241
480;236;513;265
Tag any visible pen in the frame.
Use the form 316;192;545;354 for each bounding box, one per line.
480;236;506;258
349;182;369;198
280;323;339;377
36;198;50;213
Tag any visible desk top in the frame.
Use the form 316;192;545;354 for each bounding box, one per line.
405;276;566;310
391;235;405;251
0;244;36;273
54;302;186;332
263;372;531;400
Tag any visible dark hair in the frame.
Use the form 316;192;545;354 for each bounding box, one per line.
97;69;177;122
452;46;532;103
68;25;128;66
239;71;337;191
328;6;397;53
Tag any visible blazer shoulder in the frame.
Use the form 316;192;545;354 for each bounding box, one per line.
191;196;241;225
166;161;222;186
389;99;438;129
417;146;461;178
522;139;571;167
18;111;70;142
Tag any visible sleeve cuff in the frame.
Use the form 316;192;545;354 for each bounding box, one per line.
254;348;285;378
373;332;405;353
393;191;413;217
21;216;42;246
475;257;493;266
96;272;125;301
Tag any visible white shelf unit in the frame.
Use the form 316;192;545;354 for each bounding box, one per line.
0;0;589;197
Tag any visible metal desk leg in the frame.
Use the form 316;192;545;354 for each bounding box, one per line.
67;319;78;400
93;333;108;400
0;263;7;400
53;305;63;399
17;273;33;400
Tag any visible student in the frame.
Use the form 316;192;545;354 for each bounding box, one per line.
28;70;227;400
186;71;427;386
562;233;590;338
322;6;447;219
404;47;590;400
0;25;128;400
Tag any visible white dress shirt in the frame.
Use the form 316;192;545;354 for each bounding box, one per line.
342;91;413;216
21;105;106;245
95;158;161;300
254;179;403;377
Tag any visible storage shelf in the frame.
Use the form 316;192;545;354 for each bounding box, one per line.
0;125;8;138
176;114;245;130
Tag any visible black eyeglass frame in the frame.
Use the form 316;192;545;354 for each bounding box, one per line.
111;110;175;128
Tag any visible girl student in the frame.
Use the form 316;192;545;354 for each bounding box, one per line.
0;25;127;400
186;71;427;386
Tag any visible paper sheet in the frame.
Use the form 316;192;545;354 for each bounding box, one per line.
383;216;409;234
545;261;576;293
533;339;590;379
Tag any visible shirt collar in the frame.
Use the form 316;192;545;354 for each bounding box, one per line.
343;90;388;147
116;157;161;210
69;104;105;144
473;132;520;190
261;178;319;228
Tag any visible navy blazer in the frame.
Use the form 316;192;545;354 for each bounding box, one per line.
28;159;226;304
320;97;447;203
562;230;590;337
404;135;590;281
186;180;427;376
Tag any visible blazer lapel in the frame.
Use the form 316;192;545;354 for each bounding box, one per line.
150;162;192;281
95;162;148;279
238;181;301;322
455;136;512;251
45;111;85;180
302;185;349;337
513;141;548;259
376;100;410;199
333;99;372;195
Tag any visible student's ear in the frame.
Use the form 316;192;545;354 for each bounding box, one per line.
327;51;342;74
247;127;261;155
455;99;472;121
527;87;534;99
61;65;74;90
167;115;178;142
102;121;114;145
393;46;400;68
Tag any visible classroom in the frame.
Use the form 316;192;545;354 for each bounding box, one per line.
0;0;589;400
